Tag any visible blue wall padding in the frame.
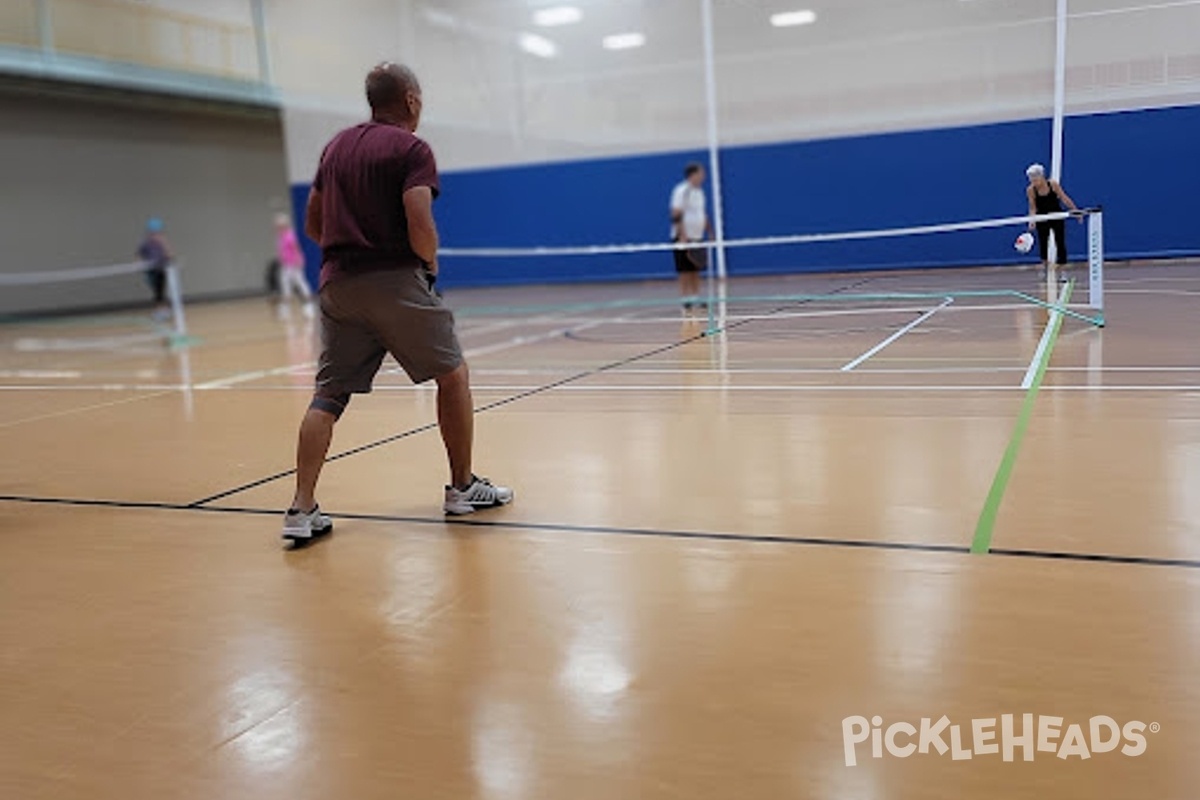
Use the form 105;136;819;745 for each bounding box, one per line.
291;104;1200;288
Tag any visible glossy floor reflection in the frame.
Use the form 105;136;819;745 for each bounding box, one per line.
2;264;1200;798
3;506;1199;800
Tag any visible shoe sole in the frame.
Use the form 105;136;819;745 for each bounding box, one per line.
443;497;513;516
281;522;333;542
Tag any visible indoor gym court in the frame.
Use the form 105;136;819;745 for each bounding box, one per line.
3;0;1200;798
3;259;1200;798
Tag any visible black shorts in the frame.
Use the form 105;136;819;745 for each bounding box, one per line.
145;269;167;303
673;242;707;273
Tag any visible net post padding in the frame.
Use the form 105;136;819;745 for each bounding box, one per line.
1088;210;1105;326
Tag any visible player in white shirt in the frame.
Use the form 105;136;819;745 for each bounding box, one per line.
669;162;712;310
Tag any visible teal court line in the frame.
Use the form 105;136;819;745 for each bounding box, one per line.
451;289;1104;328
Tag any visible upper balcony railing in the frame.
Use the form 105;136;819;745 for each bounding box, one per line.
0;0;276;106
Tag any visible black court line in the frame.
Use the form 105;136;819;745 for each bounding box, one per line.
989;547;1200;570
5;493;1200;571
1;495;187;513
186;332;709;507
185;276;880;509
232;506;974;555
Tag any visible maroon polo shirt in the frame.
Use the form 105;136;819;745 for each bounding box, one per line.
311;121;440;287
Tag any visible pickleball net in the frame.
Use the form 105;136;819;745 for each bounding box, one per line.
0;260;190;351
438;208;1107;337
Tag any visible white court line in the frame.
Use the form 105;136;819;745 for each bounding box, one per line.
455;303;1039;330
195;363;310;390
12;334;165;352
1021;290;1069;389
380;319;610;375
840;298;953;372
357;384;1200;393
542;306;937;326
461;320;606;359
374;315;609;376
1107;289;1200;296
476;366;1005;376
0;385;193;391
0;370;83;379
5;366;1200;392
1045;366;1200;372
1106;275;1200;285
456;318;536;338
3;383;1200;394
0;390;176;429
474;365;1200;376
456;309;581;338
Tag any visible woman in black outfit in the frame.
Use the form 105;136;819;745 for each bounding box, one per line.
1025;163;1081;275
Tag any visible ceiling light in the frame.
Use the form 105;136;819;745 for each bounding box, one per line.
602;32;645;51
771;10;817;27
519;32;558;58
534;6;582;27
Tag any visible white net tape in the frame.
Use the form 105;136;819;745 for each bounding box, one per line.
0;261;150;286
439;210;1091;258
0;261;190;343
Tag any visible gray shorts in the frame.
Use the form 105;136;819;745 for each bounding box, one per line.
313;268;462;415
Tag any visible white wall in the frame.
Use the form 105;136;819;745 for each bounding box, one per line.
12;1;1196;182
264;0;1200;179
133;0;253;27
1066;0;1200;114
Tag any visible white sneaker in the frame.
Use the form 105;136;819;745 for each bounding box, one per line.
281;505;333;542
444;475;514;516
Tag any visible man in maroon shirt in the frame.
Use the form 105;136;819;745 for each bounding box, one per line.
282;62;513;543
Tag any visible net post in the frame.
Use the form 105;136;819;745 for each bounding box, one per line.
165;262;189;345
706;244;717;334
1088;209;1104;324
700;0;728;282
1051;0;1067;183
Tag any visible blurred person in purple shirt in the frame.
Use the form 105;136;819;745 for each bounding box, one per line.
137;217;173;321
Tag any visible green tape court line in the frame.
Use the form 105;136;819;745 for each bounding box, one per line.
971;279;1074;555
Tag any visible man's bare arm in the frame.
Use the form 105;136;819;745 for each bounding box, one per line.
1053;181;1081;214
404;186;439;271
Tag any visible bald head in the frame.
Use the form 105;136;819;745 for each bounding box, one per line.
366;62;423;129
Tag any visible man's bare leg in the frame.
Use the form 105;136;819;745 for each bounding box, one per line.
678;272;700;305
437;360;513;514
435;362;474;488
292;406;336;511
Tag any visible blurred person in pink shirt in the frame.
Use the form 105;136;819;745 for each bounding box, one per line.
275;212;314;315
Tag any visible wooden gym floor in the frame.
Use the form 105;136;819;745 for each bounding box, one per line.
2;263;1200;799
